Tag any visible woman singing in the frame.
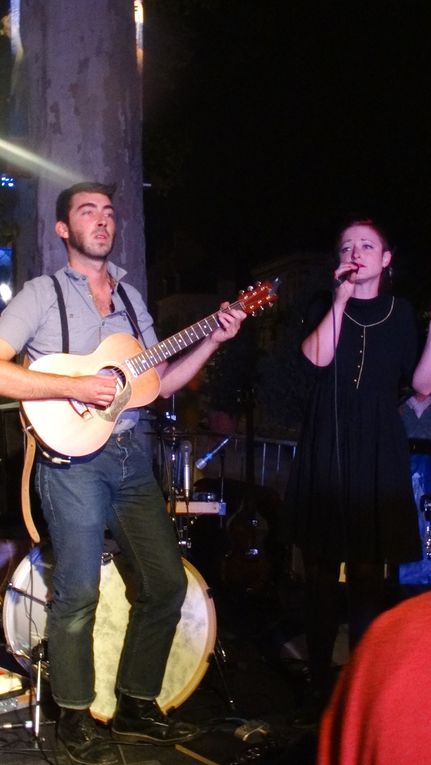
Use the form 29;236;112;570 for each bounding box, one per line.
286;218;421;720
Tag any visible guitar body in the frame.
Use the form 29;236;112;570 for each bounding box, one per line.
21;334;161;457
20;280;279;458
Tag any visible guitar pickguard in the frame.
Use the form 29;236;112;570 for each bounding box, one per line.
96;380;132;422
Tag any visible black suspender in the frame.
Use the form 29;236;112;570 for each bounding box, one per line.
51;276;143;354
116;282;141;341
51;275;69;353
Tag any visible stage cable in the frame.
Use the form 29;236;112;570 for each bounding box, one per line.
331;297;348;560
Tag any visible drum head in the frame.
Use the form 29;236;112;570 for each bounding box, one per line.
2;547;216;721
2;545;53;670
92;556;216;720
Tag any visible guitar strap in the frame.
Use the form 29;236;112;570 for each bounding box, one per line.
20;356;41;543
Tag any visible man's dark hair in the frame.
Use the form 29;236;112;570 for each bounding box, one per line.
56;182;117;223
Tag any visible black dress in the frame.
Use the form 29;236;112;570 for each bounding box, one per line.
286;292;421;564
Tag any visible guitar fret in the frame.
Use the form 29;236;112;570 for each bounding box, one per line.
192;324;205;339
153;346;165;363
173;334;185;348
145;350;157;365
189;324;204;341
142;352;155;370
126;358;140;377
136;356;147;373
198;317;217;334
165;337;178;354
158;342;170;359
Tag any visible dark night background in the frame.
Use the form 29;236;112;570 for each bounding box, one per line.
143;0;431;312
1;0;431;430
0;1;430;303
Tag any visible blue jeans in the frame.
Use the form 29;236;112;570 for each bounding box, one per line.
35;422;187;709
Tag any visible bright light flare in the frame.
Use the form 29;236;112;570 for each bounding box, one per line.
0;283;12;303
0;138;84;184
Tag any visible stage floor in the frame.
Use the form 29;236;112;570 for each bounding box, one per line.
0;560;321;765
0;632;318;765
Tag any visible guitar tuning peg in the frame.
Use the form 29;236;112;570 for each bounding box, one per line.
247;285;254;292
256;280;262;287
239;289;245;296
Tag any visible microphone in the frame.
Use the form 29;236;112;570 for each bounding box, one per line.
195;436;232;471
181;441;192;500
333;265;359;287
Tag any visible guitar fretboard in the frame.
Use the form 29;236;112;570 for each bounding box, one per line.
125;299;243;377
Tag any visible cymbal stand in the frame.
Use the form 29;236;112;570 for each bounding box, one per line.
30;640;45;742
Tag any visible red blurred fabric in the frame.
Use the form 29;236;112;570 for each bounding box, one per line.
318;592;431;765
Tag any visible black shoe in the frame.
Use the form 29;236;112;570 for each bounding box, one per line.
57;709;119;765
111;695;200;745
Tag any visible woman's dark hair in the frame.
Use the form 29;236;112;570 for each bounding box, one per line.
335;216;391;253
56;182;117;223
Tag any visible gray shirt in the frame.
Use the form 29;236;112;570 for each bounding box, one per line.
0;262;159;430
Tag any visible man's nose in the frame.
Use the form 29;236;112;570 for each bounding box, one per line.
351;245;360;259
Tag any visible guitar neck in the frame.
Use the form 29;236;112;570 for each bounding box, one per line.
125;299;243;376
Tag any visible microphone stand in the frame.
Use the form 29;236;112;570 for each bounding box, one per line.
161;395;179;521
160;396;192;556
218;448;227;528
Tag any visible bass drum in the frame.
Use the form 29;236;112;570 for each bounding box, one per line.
2;545;216;721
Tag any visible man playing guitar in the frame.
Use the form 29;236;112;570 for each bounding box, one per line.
0;181;246;765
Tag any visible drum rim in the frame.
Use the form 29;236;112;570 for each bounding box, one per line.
158;557;217;714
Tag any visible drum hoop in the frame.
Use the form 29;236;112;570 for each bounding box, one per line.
159;557;217;713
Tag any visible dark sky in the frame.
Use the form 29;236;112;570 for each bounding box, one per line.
143;0;431;299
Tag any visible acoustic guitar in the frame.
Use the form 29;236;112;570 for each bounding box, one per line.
21;279;279;457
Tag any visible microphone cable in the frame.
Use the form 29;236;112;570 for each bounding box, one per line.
330;293;348;561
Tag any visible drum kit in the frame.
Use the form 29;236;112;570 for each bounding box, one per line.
0;407;234;732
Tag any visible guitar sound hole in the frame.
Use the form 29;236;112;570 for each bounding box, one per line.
99;366;126;393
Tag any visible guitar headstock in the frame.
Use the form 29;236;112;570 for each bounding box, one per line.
236;278;280;316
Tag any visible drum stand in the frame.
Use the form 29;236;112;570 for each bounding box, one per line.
213;637;237;712
0;639;54;752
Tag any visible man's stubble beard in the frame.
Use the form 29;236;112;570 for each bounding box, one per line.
67;228;115;261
